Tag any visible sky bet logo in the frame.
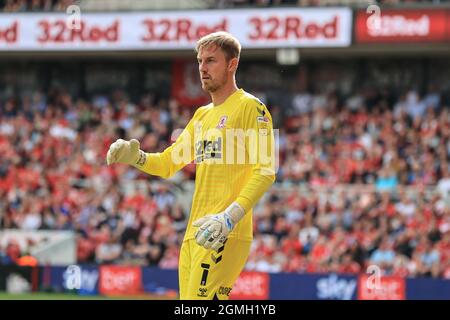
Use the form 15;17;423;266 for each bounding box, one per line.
195;138;222;163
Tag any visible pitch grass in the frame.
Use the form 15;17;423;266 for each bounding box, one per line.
0;292;177;300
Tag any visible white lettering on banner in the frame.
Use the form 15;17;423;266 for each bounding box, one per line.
0;8;352;50
80;270;99;292
366;281;401;299
236;276;265;296
63;265;82;290
63;266;99;292
102;269;137;291
358;275;405;300
317;274;357;300
231;273;269;299
368;15;430;37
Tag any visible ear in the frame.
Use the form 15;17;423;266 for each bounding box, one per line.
228;58;239;73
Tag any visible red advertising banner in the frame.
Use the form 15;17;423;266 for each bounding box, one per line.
99;265;142;296
358;274;405;300
172;59;210;107
230;271;269;300
355;9;449;43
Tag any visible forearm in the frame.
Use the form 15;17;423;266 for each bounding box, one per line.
235;171;275;214
193;171;275;252
134;151;172;179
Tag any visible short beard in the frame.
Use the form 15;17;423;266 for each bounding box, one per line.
202;73;228;93
203;82;220;93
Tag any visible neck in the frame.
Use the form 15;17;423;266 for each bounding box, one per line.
210;81;238;106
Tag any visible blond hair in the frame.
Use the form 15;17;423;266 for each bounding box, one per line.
195;31;241;61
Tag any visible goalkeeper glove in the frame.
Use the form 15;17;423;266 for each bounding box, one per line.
193;202;245;252
106;138;146;167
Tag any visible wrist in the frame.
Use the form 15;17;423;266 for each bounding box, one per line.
133;150;147;168
224;202;245;224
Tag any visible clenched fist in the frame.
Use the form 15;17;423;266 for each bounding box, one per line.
106;139;145;166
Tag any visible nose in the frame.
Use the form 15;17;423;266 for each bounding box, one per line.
199;61;207;73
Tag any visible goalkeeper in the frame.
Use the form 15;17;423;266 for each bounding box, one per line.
106;31;275;300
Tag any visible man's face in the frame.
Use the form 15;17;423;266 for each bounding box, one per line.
197;45;234;93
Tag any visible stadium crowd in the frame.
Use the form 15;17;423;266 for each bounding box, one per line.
217;0;440;8
1;73;449;279
0;0;75;11
1;0;443;12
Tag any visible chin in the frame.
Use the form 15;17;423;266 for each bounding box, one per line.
203;85;217;93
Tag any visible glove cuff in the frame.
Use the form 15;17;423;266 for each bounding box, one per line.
225;202;245;224
133;150;147;168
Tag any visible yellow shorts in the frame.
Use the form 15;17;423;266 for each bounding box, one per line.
178;237;251;300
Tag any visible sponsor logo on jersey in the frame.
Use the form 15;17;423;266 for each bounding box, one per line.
257;116;269;135
257;116;269;123
195;138;222;162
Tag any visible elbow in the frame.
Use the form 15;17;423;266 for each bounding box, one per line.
259;168;276;185
160;170;174;179
266;173;276;187
269;173;276;185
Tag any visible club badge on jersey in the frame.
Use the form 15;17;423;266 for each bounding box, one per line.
217;116;228;129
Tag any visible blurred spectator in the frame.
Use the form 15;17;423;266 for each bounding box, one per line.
370;238;396;272
437;168;450;199
95;234;122;264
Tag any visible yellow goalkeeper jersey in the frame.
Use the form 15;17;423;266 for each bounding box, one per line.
139;88;275;241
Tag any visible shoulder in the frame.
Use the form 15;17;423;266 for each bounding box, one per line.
240;90;265;107
239;90;270;116
238;91;273;129
241;91;272;119
192;103;213;117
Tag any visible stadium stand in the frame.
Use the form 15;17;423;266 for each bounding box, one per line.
1;58;449;278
